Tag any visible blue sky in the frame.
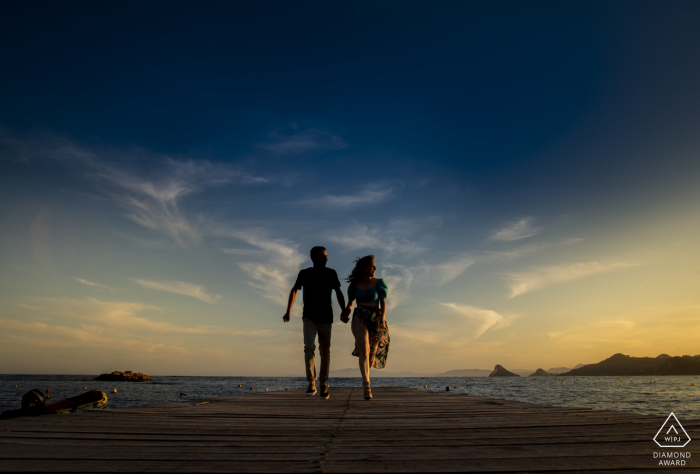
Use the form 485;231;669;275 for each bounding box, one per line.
1;1;700;375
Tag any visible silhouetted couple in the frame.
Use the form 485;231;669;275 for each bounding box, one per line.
283;246;389;400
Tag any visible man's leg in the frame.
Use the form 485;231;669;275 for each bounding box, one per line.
302;318;318;394
317;322;332;396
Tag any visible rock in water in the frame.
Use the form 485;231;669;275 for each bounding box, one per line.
95;371;151;382
528;368;554;377
489;364;521;377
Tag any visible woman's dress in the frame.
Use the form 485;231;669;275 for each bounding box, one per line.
348;279;390;369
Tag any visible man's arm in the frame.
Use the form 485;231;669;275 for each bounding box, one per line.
283;287;299;322
334;287;347;322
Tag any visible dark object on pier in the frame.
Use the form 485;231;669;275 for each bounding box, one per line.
2;390;108;419
95;370;151;381
21;390;45;411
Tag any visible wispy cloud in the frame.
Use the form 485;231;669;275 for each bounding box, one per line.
96;157;266;245
442;303;513;339
326;224;427;257
18;304;42;310
326;217;440;257
2;134;268;246
74;277;116;291
134;279;222;304
221;230;305;306
382;256;476;308
302;184;394;209
2;297;269;343
490;217;542;241
54;297;266;336
505;261;635;298
258;127;347;154
482;238;583;262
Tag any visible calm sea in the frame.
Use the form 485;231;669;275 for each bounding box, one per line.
2;374;699;417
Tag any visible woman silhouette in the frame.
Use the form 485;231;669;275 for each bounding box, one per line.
341;255;390;400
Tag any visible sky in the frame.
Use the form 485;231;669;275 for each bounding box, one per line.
1;0;699;376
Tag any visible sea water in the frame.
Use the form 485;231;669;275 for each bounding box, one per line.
1;374;699;417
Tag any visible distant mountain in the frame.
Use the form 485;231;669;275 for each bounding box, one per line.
560;353;700;376
528;368;554;377
489;365;520;377
510;369;537;377
574;363;588;369
547;367;571;374
434;369;492;377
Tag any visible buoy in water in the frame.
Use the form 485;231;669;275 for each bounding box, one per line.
423;385;427;388
453;385;458;388
250;387;253;390
111;389;117;393
46;388;50;393
238;384;242;387
180;393;188;396
46;395;50;399
285;388;289;390
265;388;268;391
84;386;87;389
445;386;450;391
692;383;696;386
59;384;62;387
15;385;17;388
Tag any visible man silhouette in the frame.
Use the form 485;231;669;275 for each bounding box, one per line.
283;246;345;399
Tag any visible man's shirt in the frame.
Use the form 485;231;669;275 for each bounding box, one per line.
293;267;341;324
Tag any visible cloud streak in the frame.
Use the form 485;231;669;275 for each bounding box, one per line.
258;127;347;154
326;223;427;257
381;256;476;308
221;230;305;306
442;303;513;339
505;261;635;298
3;134;269;245
134;279;222;304
302;184;394;209
97;157;266;245
74;277;116;291
491;217;541;241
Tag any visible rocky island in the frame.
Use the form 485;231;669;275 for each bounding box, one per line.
489;364;521;377
95;370;151;382
528;368;554;376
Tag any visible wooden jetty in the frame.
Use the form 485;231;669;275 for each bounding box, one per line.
1;387;698;472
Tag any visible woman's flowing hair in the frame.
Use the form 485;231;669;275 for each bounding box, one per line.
345;255;375;283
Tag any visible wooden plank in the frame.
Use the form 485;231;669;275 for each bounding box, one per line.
0;441;693;459
320;456;700;472
0;460;319;473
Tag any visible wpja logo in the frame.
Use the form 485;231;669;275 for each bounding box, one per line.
653;412;691;467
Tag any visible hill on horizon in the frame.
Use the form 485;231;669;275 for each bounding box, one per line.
561;353;700;376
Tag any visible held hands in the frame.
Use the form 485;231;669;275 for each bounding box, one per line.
340;308;351;323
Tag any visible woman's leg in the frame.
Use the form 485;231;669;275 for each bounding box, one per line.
351;314;371;387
